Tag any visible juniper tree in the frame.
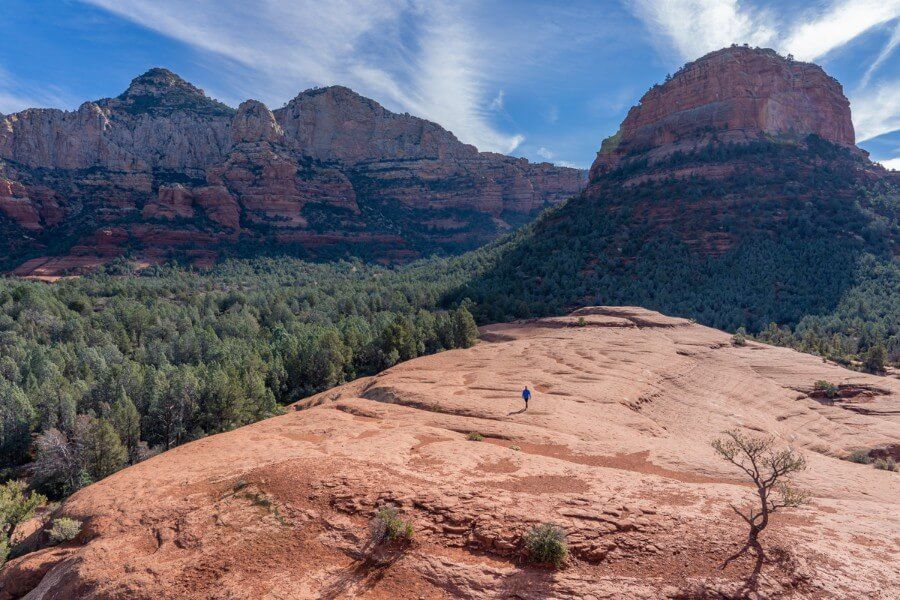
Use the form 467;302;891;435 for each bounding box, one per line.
712;429;809;543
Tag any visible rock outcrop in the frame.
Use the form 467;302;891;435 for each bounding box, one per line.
591;46;857;179
2;308;897;598
0;71;585;274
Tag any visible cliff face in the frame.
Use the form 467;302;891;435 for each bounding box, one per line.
0;70;584;274
576;47;892;258
591;47;856;179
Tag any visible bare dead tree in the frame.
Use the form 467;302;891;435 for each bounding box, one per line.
712;429;809;544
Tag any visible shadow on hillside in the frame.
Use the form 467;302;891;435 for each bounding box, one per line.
681;539;798;599
319;551;405;599
443;140;892;340
496;567;560;598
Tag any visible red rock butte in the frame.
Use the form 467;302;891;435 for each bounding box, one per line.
591;47;856;179
3;308;897;598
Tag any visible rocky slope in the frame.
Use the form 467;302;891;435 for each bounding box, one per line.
0;70;584;275
2;307;897;598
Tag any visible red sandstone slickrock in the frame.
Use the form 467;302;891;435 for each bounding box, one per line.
1;308;896;598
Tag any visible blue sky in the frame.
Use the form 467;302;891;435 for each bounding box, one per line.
1;0;898;169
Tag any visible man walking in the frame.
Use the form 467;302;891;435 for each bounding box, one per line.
522;386;531;411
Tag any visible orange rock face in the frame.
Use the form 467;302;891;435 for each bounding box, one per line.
591;47;856;179
0;70;584;273
2;308;896;598
0;178;66;231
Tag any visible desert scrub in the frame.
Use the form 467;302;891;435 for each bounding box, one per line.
466;432;484;442
813;380;839;399
46;517;82;544
731;328;747;346
873;457;898;472
370;506;413;544
510;445;521;452
848;449;873;464
524;523;567;568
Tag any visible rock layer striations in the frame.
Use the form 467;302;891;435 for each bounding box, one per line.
591;46;857;179
0;70;584;274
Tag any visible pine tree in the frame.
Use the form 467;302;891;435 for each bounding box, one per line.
81;418;128;482
0;380;34;467
108;386;141;461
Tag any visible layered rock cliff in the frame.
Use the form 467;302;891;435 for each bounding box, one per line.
591;46;857;179
0;70;584;274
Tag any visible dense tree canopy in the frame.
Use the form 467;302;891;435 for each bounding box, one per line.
0;259;477;495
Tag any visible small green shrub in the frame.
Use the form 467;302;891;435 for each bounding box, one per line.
848;449;872;464
524;523;567;568
466;432;484;442
46;517;82;544
813;380;839;399
731;328;747;347
510;445;521;452
370;506;413;545
576;316;587;327
873;457;897;472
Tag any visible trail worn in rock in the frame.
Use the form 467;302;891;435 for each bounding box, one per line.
3;307;897;598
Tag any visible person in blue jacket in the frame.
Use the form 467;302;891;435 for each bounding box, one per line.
522;386;531;411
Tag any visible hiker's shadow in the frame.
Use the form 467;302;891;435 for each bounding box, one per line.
507;408;527;416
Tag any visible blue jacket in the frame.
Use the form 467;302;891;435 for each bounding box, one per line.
522;388;531;400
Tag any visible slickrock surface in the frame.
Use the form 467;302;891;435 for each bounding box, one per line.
3;307;897;599
591;47;856;178
0;70;584;274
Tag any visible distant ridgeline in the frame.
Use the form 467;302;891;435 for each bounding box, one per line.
0;69;584;275
450;47;899;367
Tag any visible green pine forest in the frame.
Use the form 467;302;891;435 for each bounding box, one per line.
0;136;897;501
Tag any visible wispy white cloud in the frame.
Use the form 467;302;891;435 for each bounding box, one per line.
629;1;774;61
851;80;900;141
782;0;899;61
489;90;505;111
861;21;900;86
531;145;582;168
629;0;900;62
877;157;900;170
545;106;560;124
81;0;524;153
0;65;75;114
